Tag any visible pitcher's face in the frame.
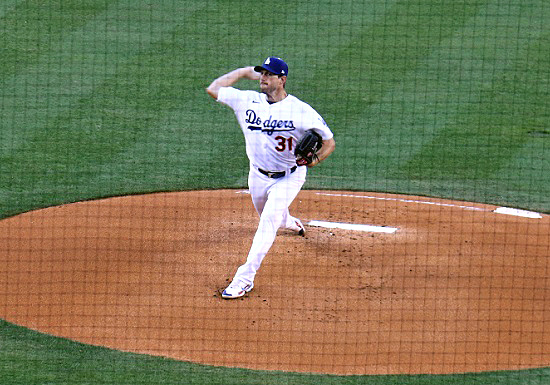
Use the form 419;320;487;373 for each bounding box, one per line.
259;69;285;94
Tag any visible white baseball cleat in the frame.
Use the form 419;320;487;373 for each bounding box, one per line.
292;218;306;236
222;281;254;299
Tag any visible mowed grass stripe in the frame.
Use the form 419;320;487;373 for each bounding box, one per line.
0;1;185;156
401;0;550;182
0;0;114;78
0;2;222;217
301;0;490;124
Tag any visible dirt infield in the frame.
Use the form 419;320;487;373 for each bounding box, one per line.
0;189;548;375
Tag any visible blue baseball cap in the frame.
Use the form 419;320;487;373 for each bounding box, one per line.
254;57;288;76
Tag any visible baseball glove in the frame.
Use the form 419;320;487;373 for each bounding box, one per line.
295;129;323;166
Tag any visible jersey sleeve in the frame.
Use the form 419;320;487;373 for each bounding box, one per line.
217;87;246;111
218;87;254;112
308;108;334;141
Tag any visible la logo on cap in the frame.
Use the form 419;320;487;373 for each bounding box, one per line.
254;56;288;77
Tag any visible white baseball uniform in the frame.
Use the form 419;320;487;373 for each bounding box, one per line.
217;86;333;287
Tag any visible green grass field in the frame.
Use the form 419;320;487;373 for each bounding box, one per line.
0;0;549;384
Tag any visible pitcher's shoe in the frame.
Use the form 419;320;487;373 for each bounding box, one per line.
222;281;254;299
292;218;305;236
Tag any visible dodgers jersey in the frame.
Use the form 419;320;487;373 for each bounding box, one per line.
217;86;333;172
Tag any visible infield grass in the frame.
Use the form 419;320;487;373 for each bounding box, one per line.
0;0;549;384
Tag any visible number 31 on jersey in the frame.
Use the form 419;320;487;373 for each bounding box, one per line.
274;136;294;152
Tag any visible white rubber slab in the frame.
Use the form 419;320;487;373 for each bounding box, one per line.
308;220;398;233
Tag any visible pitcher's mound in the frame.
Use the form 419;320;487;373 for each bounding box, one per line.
0;190;548;375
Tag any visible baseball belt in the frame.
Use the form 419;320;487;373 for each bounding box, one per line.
258;166;297;179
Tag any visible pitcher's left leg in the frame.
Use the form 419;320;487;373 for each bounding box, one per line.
231;169;306;286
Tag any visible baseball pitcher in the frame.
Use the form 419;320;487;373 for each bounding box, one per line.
206;56;335;299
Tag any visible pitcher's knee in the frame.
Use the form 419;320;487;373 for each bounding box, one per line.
259;210;285;230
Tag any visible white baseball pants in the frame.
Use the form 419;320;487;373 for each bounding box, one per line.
231;165;307;286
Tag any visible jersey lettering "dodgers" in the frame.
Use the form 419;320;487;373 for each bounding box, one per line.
217;87;333;172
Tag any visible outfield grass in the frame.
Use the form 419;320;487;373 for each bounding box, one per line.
0;0;549;384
